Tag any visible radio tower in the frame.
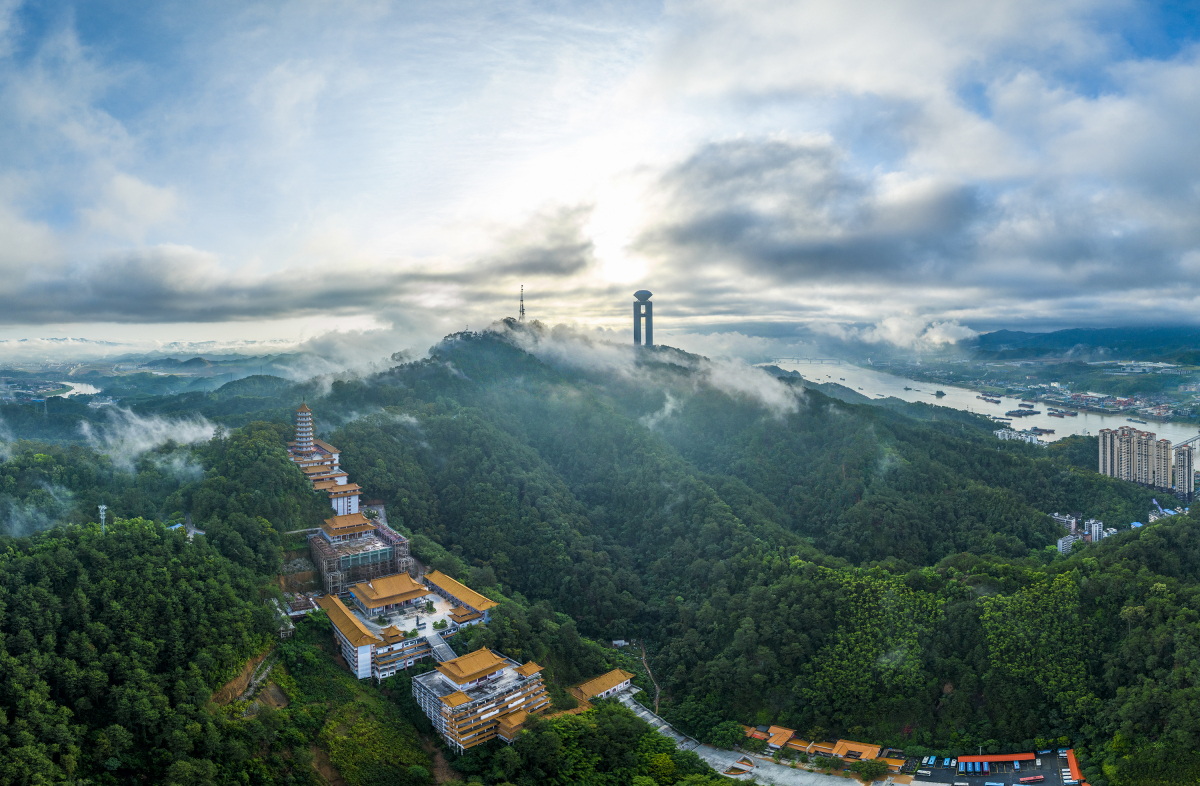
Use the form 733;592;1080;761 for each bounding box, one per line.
519;285;525;322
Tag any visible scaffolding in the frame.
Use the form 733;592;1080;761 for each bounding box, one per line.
310;522;414;596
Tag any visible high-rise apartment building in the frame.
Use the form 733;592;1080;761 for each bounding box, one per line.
1099;426;1188;494
1099;429;1118;477
1175;444;1195;499
1154;439;1173;490
1133;430;1155;484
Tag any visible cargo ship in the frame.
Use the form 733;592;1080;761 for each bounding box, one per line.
1019;403;1034;409
1049;412;1065;418
1128;418;1148;424
1030;427;1055;435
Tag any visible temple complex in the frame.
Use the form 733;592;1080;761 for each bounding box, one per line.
295;403;550;747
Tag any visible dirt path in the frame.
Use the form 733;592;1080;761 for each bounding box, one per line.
640;640;662;714
312;745;346;786
419;736;462;784
212;650;272;705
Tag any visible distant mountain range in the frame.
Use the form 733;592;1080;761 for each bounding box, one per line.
972;326;1200;362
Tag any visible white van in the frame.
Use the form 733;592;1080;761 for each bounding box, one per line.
1036;759;1042;767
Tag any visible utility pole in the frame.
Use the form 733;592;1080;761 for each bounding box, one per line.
99;505;107;535
519;285;525;322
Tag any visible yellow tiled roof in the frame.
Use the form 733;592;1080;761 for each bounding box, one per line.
436;648;508;685
832;740;881;760
442;691;471;708
350;573;428;607
325;512;371;530
296;403;311;412
326;484;362;496
320;522;375;538
423;570;498;612
575;669;635;699
315;595;379;647
449;607;483;623
515;661;544;677
498;709;528;731
313;438;340;453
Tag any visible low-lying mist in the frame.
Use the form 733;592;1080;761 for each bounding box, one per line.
79;408;215;470
491;320;803;418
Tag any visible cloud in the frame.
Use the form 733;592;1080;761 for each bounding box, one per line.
81;173;178;241
812;316;979;352
1;0;1200;347
0;413;12;461
79;407;214;469
492;320;801;416
637;136;980;284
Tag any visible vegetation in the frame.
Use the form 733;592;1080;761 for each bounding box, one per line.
6;325;1200;784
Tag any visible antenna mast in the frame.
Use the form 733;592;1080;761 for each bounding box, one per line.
99;504;107;535
519;285;525;322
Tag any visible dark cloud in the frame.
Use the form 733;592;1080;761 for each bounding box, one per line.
0;203;599;325
487;204;596;277
636;138;983;282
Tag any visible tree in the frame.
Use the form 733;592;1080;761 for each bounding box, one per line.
707;721;746;750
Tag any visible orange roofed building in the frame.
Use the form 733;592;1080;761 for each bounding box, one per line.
413;649;549;752
575;669;635;701
315;594;438;679
423;569;498;625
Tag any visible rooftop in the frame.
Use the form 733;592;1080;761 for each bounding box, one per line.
575;668;635;698
325;512;372;530
436;648;509;685
321;531;394;557
350;573;428;607
316;594;379;647
414;651;532;707
424;569;498;612
832;739;881;760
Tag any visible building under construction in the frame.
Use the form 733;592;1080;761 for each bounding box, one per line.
310;511;414;595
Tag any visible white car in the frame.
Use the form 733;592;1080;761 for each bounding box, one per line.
950;759;957;767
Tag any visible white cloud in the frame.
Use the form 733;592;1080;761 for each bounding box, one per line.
82;173;178;241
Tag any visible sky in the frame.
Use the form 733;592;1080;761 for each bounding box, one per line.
2;0;1200;363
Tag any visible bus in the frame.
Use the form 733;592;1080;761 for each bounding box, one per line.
986;782;1005;786
983;762;990;775
916;770;932;777
1019;776;1046;783
1014;761;1020;772
943;758;952;767
973;763;981;774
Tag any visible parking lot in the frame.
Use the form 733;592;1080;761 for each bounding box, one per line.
915;751;1077;786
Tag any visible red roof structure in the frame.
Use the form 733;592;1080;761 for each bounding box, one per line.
958;753;1035;763
1065;750;1084;782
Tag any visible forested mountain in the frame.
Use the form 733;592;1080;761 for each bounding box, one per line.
0;323;1196;785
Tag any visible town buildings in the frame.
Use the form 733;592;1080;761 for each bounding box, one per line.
1099;426;1194;500
994;428;1043;445
412;649;549;752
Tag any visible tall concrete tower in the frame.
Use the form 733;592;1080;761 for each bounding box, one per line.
633;290;653;346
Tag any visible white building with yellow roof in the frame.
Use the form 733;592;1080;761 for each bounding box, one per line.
412;649;549;752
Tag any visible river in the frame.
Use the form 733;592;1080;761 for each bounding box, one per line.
774;361;1200;445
